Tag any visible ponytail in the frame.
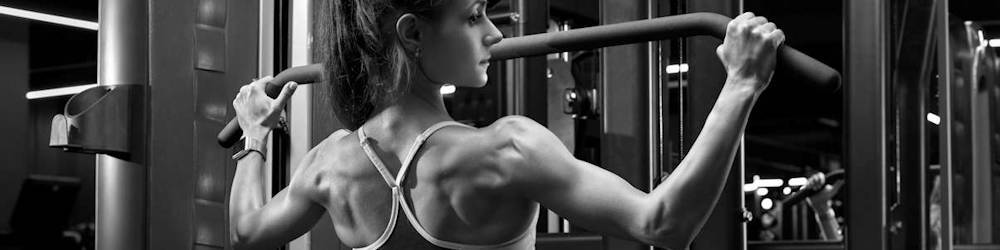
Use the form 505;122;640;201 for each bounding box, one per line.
314;0;444;130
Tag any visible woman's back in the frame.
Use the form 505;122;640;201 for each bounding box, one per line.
299;119;539;249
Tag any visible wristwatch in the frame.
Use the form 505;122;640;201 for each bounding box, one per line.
232;137;266;161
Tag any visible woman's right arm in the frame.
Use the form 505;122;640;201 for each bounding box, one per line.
227;77;332;249
498;12;784;250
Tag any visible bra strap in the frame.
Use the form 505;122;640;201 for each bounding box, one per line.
358;127;398;188
395;121;468;184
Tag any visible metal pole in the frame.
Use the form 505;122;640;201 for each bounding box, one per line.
647;0;661;197
845;0;889;248
646;3;662;249
889;0;934;248
685;0;741;248
96;0;148;249
936;0;953;248
599;0;651;247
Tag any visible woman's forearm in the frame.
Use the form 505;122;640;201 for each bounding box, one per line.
643;79;758;246
229;152;267;241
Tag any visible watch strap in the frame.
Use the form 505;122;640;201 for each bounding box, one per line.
232;137;266;161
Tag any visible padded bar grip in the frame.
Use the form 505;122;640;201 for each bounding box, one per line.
217;64;325;147
490;12;841;92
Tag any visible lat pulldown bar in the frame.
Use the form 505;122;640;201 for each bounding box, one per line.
217;12;842;148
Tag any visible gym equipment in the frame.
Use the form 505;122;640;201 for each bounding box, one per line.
217;12;842;148
216;64;324;147
490;12;839;90
781;169;845;206
49;85;145;157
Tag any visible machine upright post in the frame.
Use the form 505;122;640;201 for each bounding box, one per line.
684;0;744;249
96;0;149;249
599;0;653;248
936;0;954;248
846;0;890;248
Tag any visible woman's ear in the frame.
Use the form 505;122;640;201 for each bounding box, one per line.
395;13;421;52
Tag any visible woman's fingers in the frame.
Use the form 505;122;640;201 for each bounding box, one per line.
735;12;755;22
741;16;768;34
250;76;274;90
272;81;298;111
766;28;786;48
728;12;755;34
753;22;777;36
806;172;826;191
234;84;251;108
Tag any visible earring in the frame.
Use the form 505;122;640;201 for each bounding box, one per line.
414;47;422;59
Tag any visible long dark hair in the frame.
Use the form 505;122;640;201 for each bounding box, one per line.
313;0;444;130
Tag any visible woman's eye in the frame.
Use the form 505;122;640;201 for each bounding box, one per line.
468;6;486;24
469;13;483;24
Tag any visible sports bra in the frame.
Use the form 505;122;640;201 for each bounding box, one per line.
353;121;539;250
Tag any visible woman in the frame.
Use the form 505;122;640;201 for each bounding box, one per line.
228;0;785;249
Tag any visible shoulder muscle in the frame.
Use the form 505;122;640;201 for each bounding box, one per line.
481;116;577;191
288;129;353;199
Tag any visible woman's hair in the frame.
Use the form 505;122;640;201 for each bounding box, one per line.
314;0;445;130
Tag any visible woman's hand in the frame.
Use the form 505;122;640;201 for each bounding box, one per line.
804;172;842;210
232;76;298;142
716;12;785;94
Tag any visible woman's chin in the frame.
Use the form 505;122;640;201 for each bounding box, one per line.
449;81;487;89
449;73;489;88
466;76;489;88
474;77;489;87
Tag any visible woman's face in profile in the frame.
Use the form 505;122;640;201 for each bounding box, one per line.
418;0;503;88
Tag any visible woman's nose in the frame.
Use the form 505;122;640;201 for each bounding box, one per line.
485;33;503;46
484;21;503;46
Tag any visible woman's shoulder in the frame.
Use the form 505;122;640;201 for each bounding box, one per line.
432;116;545;149
284;129;361;202
482;115;559;150
426;116;565;193
486;115;546;133
439;115;546;142
429;116;552;170
319;129;371;163
294;129;365;176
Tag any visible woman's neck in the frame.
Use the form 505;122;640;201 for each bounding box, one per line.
363;79;452;138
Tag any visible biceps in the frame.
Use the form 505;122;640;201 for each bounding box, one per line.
234;187;325;248
521;159;649;240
